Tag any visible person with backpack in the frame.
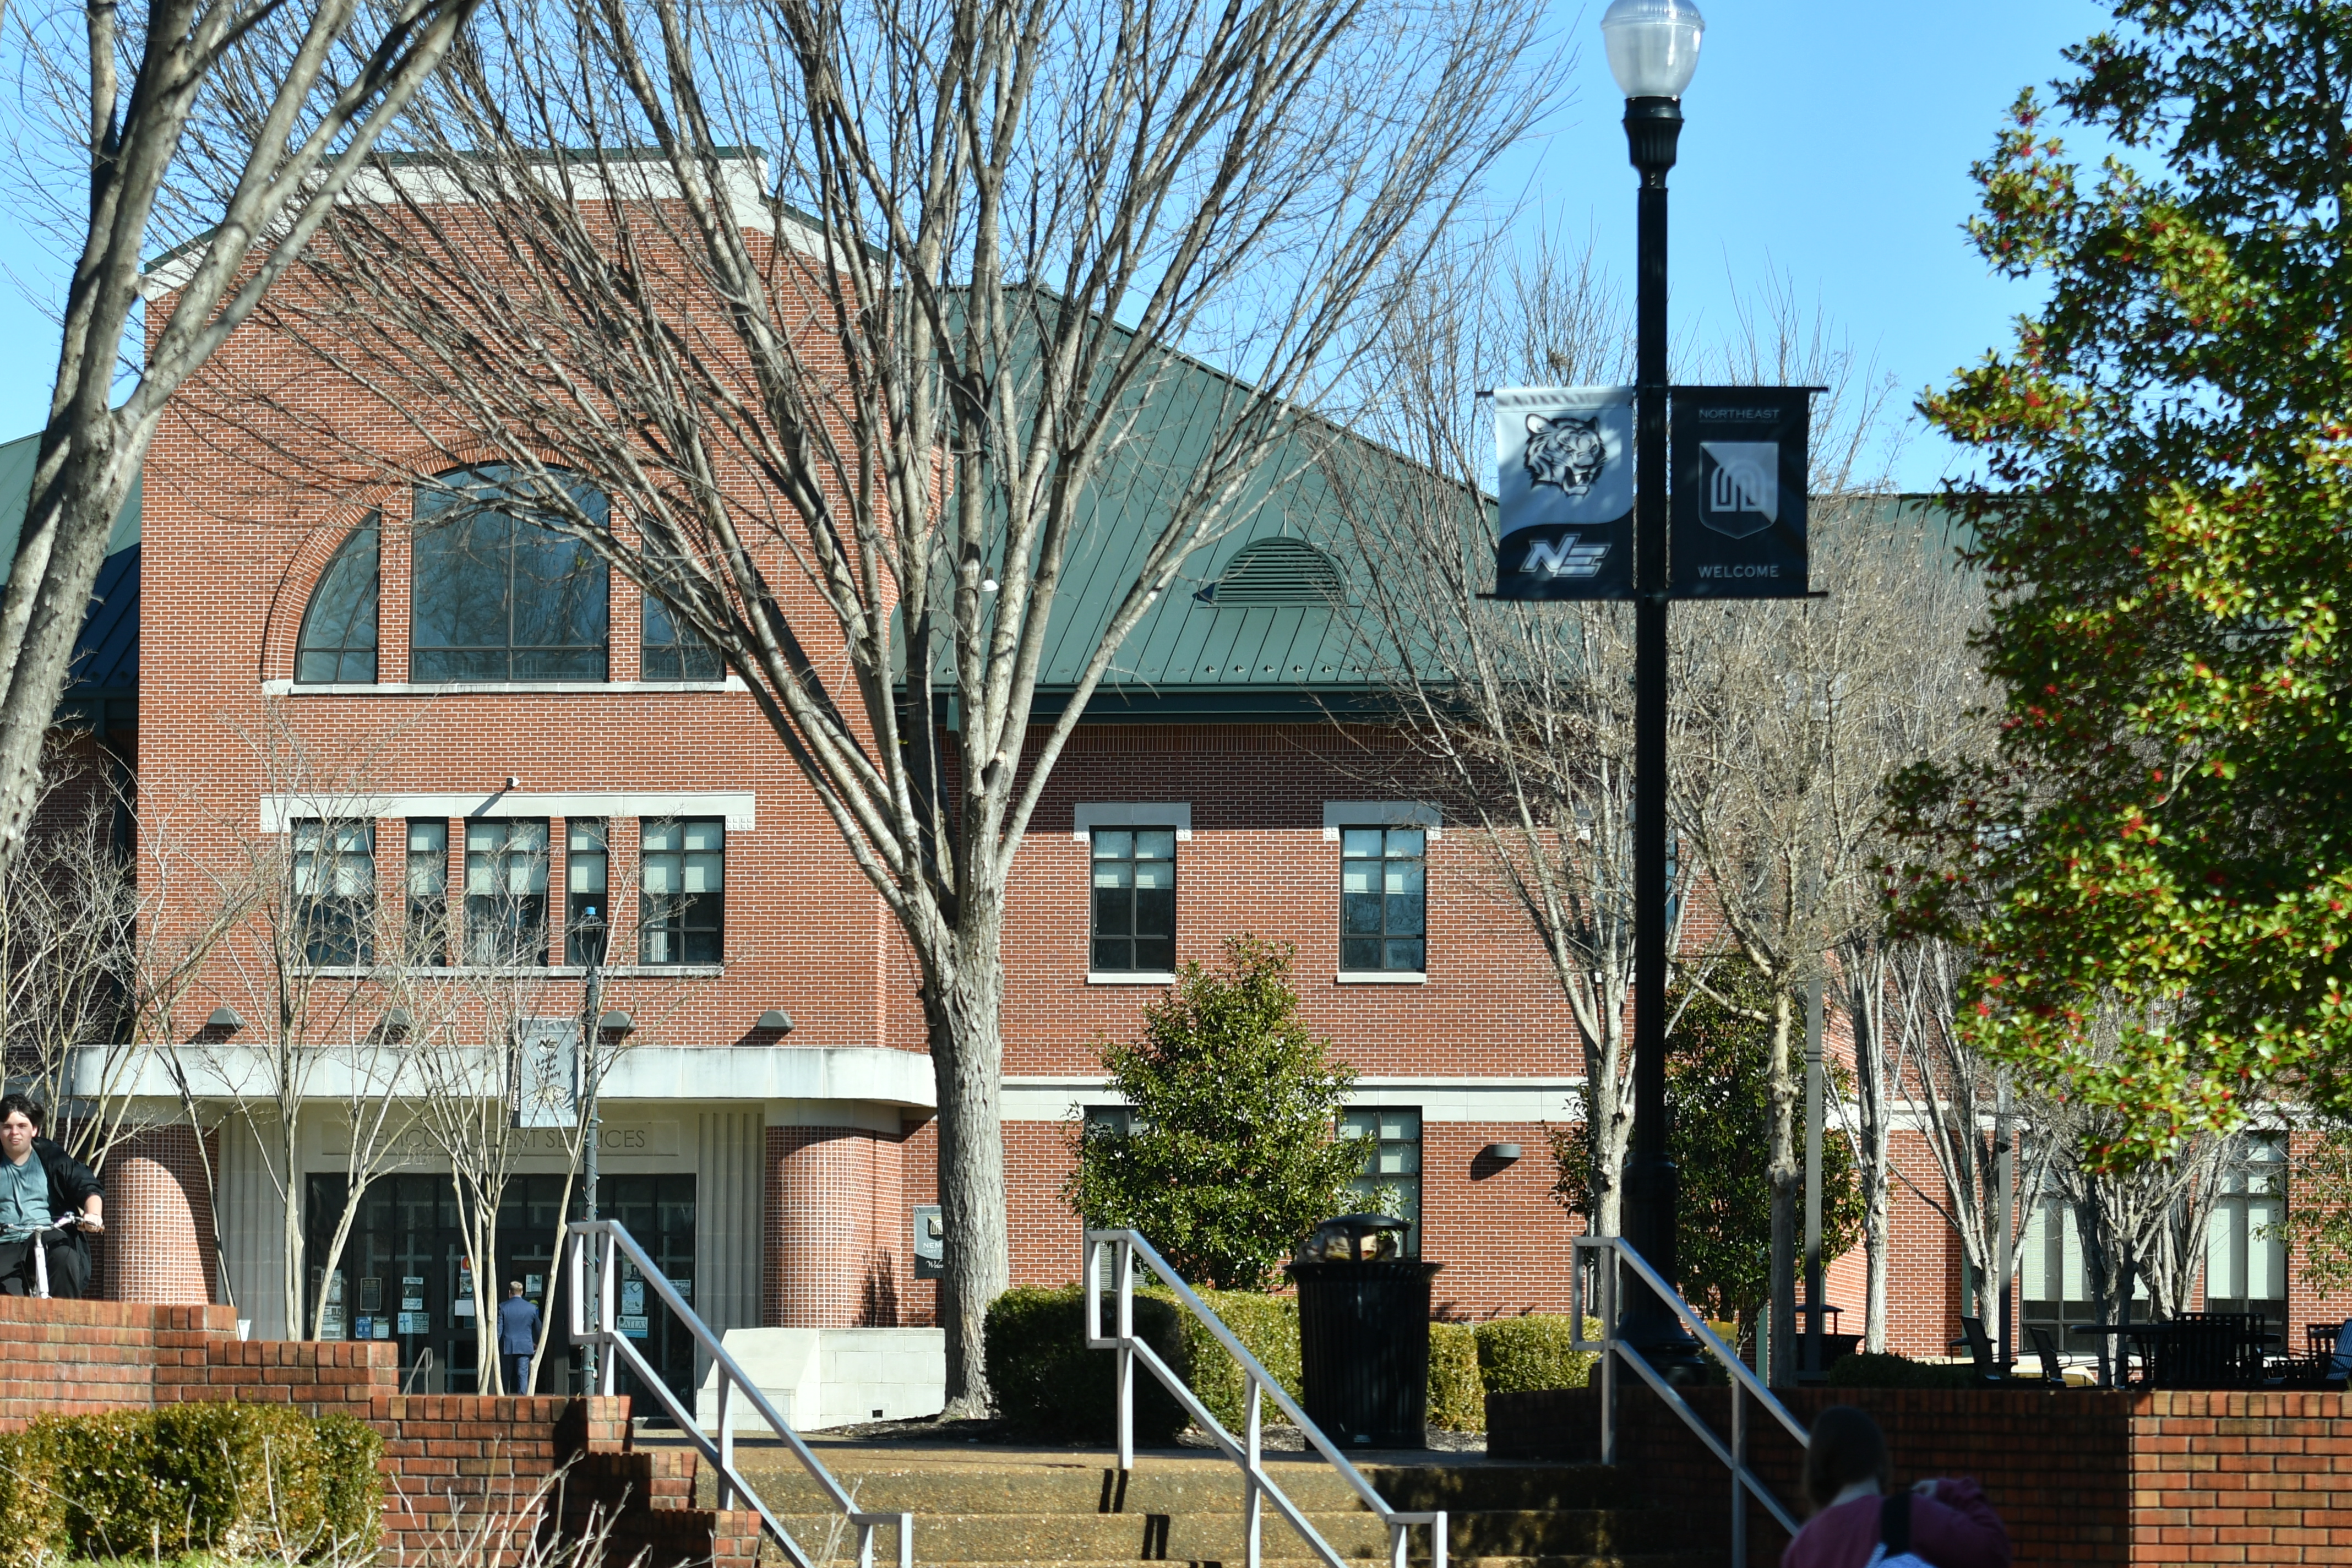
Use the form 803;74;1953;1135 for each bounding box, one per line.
1781;1405;2011;1568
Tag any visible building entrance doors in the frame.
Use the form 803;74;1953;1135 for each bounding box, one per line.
303;1170;698;1404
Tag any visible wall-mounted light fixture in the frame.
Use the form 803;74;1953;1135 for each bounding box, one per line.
598;1009;635;1035
756;1009;794;1033
206;1005;245;1032
382;1007;415;1034
1483;1142;1522;1163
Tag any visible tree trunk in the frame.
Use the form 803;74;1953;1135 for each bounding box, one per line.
1766;987;1799;1386
924;910;1010;1416
280;1110;304;1341
1863;1173;1890;1354
1586;1008;1632;1238
0;436;143;875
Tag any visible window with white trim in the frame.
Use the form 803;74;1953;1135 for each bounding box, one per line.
640;818;723;963
2205;1133;2286;1319
465;818;549;965
1090;828;1175;972
1340;827;1425;972
293;819;374;966
1341;1107;1422;1256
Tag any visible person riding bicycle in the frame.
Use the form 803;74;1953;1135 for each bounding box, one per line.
0;1094;103;1298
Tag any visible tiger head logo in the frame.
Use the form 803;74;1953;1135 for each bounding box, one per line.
1523;412;1607;497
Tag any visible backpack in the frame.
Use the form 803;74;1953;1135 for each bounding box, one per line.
1864;1490;1935;1568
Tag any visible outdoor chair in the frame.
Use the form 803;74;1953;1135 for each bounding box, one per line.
2026;1325;2071;1386
1951;1315;2032;1385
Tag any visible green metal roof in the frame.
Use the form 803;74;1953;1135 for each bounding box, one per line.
956;351;1396;724
0;432;143;705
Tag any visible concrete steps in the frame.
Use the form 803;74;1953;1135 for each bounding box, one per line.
697;1445;1711;1567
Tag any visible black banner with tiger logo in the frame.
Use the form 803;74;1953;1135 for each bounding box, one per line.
1490;386;1635;600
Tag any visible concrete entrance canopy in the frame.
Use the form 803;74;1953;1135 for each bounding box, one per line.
60;1043;937;1119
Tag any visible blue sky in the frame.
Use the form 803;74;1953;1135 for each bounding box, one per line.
1530;0;2120;491
0;0;2119;493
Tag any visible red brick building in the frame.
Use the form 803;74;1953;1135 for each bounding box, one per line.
28;169;2349;1409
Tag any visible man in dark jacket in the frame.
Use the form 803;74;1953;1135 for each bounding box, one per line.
0;1094;104;1298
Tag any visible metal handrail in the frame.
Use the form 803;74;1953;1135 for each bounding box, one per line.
1571;1234;1809;1565
1084;1228;1447;1568
565;1219;912;1568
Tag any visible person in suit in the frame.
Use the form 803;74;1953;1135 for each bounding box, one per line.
498;1280;542;1394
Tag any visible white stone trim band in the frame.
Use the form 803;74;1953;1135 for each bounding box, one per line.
1001;1074;1576;1124
1322;801;1442;840
260;790;757;833
1071;802;1193;841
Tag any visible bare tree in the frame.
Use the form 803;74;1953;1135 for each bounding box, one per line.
1667;465;1927;1380
0;739;242;1230
192;0;1562;1407
1329;232;1704;1239
2026;1011;2234;1352
170;712;427;1336
0;0;486;871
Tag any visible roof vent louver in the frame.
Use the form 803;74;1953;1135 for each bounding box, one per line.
1194;538;1342;606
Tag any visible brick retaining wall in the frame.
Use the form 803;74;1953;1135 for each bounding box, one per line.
1493;1384;2352;1566
0;1294;747;1565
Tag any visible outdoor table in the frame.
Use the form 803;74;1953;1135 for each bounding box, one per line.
2067;1322;2162;1389
2070;1320;2280;1389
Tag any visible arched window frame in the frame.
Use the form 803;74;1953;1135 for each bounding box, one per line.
410;465;611;683
294;518;382;685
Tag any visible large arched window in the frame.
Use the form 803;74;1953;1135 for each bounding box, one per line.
295;519;380;684
412;466;609;682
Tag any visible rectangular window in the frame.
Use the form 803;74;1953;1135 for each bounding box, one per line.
1091;828;1175;972
1341;827;1425;973
405;819;449;966
293;819;374;966
464;819;549;966
641;591;724;681
1341;1108;1422;1256
2022;1190;2148;1348
2205;1134;2286;1318
640;818;723;964
567;820;611;965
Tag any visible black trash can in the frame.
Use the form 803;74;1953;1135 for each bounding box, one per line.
1287;1213;1441;1449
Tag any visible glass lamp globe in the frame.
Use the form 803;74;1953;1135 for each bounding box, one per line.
1599;0;1705;99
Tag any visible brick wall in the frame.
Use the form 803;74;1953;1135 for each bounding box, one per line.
766;1123;908;1327
0;1294;750;1567
1491;1383;2352;1566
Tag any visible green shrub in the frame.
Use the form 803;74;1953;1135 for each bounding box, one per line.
307;1412;388;1551
1153;1287;1300;1433
0;1426;63;1568
1426;1322;1483;1432
1474;1315;1600;1394
1;1402;382;1565
1824;1352;1980;1390
985;1286;1190;1444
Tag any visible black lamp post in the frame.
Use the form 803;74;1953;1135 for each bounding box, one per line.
1601;0;1704;1367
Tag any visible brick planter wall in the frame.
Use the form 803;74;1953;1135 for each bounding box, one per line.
1492;1384;2352;1566
0;1295;749;1566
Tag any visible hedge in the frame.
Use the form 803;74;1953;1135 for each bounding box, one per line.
0;1403;383;1567
993;1291;1614;1441
1426;1322;1483;1432
984;1286;1191;1444
1474;1314;1601;1395
1154;1287;1300;1433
